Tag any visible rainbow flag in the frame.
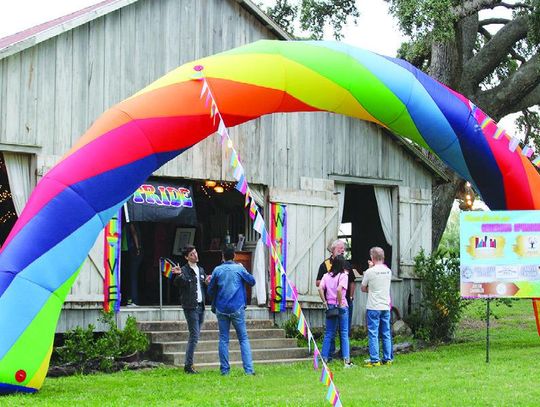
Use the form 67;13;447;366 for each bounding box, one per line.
270;202;287;312
159;257;177;280
103;210;122;313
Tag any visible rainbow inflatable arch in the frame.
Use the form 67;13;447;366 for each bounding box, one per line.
0;40;539;393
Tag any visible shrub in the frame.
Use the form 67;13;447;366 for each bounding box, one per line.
54;311;149;373
406;249;469;343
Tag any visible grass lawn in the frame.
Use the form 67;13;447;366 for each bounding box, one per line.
3;299;539;406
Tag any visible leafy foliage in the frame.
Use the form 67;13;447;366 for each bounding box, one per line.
264;0;358;39
53;311;149;373
437;205;460;252
406;249;469;343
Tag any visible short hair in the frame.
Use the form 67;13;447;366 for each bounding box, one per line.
370;247;385;262
328;239;344;253
223;246;235;261
182;245;196;258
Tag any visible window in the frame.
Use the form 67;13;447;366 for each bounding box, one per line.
338;222;352;260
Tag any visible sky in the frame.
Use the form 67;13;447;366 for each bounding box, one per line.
0;0;524;136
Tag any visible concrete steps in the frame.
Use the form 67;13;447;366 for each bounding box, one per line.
138;319;310;369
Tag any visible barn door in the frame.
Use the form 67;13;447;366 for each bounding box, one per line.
398;186;432;278
269;184;339;303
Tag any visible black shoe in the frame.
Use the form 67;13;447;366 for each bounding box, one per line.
184;366;199;374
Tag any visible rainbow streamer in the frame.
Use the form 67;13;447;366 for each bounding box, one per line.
270;202;287;312
103;210;122;313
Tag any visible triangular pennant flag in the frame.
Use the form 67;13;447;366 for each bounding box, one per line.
244;189;251;207
480;116;492;129
233;163;244;180
253;212;264;234
230;150;239;168
522;145;534;158
326;383;337;404
508;137;520;152
533;156;540;167
235;175;248;194
493;127;505;140
249;200;257;220
261;227;271;246
293;300;301;318
313;348;320;370
199;80;209;99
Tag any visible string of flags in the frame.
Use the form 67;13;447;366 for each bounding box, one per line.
471;102;540;168
192;65;343;407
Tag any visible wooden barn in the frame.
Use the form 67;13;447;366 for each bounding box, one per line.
0;0;448;333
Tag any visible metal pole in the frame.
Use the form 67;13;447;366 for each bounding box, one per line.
159;271;163;321
486;298;490;363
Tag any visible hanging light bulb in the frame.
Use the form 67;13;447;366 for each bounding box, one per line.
214;186;224;193
205;180;217;188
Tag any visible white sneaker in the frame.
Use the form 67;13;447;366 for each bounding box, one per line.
344;361;355;368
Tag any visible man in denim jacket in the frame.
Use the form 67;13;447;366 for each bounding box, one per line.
207;247;256;375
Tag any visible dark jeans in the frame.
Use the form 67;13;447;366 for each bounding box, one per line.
347;297;354;334
183;304;205;368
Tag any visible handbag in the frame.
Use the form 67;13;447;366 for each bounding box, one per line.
325;306;340;318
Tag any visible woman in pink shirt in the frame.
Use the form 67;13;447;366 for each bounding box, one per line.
318;256;353;367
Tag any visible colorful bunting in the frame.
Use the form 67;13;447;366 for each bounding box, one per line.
197;74;342;407
508;137;520;152
522;145;534;158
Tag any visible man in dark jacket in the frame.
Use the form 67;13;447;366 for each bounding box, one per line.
172;245;210;374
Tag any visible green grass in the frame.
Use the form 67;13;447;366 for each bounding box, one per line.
3;299;540;406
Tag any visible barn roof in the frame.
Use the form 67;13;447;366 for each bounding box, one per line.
0;0;291;59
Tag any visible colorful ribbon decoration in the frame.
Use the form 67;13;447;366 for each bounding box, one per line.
103;210;122;313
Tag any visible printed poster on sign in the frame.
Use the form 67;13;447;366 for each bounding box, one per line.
460;210;540;298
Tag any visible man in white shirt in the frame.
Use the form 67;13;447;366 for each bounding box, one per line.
361;246;393;367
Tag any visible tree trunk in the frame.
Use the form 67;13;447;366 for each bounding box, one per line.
432;174;464;250
429;38;463;250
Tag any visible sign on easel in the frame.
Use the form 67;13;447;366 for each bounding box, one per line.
460;210;540;298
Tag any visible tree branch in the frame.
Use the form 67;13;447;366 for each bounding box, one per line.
460;15;529;93
452;0;503;19
474;52;540;118
500;2;534;10
479;18;510;26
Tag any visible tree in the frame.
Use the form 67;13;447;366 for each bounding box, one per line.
387;0;539;247
264;0;359;39
265;0;540;249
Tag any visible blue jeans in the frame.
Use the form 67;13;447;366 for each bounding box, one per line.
347;297;354;334
322;306;350;361
183;304;205;367
216;307;254;374
366;309;393;363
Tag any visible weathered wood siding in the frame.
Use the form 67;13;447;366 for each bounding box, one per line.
0;0;436;318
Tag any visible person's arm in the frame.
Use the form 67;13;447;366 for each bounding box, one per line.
173;266;189;287
130;223;141;255
361;270;369;293
318;283;327;308
315;263;325;287
207;270;217;298
240;266;256;286
349;280;356;300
